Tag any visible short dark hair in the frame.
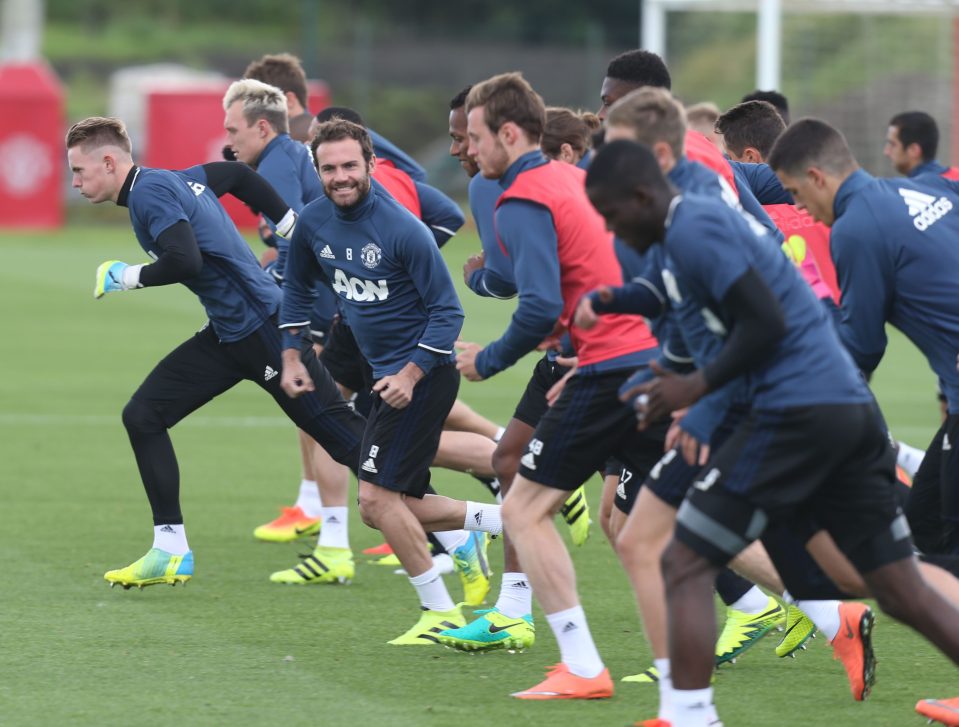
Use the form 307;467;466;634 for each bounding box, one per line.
586;139;668;197
244;53;309;109
715;100;786;159
767;118;857;177
316;106;366;127
466;72;546;143
889;111;940;162
66;116;132;154
741;89;790;124
449;86;472;111
605;50;672;90
311;118;374;168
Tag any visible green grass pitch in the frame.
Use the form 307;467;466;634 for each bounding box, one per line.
0;224;953;726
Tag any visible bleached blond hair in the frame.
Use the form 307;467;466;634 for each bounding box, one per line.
223;79;289;134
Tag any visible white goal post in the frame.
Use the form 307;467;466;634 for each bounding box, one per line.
642;0;959;90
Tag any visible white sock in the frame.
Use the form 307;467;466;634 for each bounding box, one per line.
545;605;605;678
795;599;842;641
728;585;770;615
672;687;715;727
317;506;349;549
153;524;189;555
408;564;456;611
464;501;502;535
432;529;470;553
495;572;533;618
493;426;506;442
294;479;322;517
896;441;926;478
654;657;674;720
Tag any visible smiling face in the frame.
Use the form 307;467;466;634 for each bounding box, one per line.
466;105;511;180
68;145;121;204
449;106;480;177
315;137;374;208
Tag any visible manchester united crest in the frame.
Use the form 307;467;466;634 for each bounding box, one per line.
360;242;382;270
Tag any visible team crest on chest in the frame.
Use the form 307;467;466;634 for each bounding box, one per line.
360;242;382;269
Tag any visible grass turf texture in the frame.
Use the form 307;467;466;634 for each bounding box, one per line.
0;225;953;726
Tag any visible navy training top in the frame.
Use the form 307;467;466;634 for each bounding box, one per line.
123;165;280;342
831;169;959;412
254;133;324;277
663;192;870;410
467;173;516;299
280;182;464;378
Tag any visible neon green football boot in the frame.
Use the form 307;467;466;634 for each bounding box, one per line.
453;532;491;607
388;606;465;645
715;596;785;665
560;485;591;546
437;608;535;652
269;546;354;585
621;665;660;683
104;548;193;589
775;605;817;657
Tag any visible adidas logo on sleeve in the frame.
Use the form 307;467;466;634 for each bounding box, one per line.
900;187;954;231
320;244;336;259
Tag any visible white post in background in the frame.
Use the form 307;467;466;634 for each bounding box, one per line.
642;0;667;56
0;0;44;62
756;0;782;90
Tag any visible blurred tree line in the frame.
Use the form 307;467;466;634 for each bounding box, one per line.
47;0;641;46
45;0;640;179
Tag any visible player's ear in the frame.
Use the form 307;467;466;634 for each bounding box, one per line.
499;121;518;147
651;141;674;170
806;166;827;188
368;153;377;174
743;147;762;164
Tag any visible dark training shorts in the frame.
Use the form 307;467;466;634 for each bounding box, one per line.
613;464;640;515
320;319;374;396
675;403;913;575
512;355;570;427
358;363;459;498
518;368;667;492
641;405;749;513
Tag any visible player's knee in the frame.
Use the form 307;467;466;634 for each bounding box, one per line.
661;539;715;591
356;493;379;529
615;530;656;568
357;486;391;529
500;494;528;533
121;397;165;435
491;442;519;484
614;535;638;567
